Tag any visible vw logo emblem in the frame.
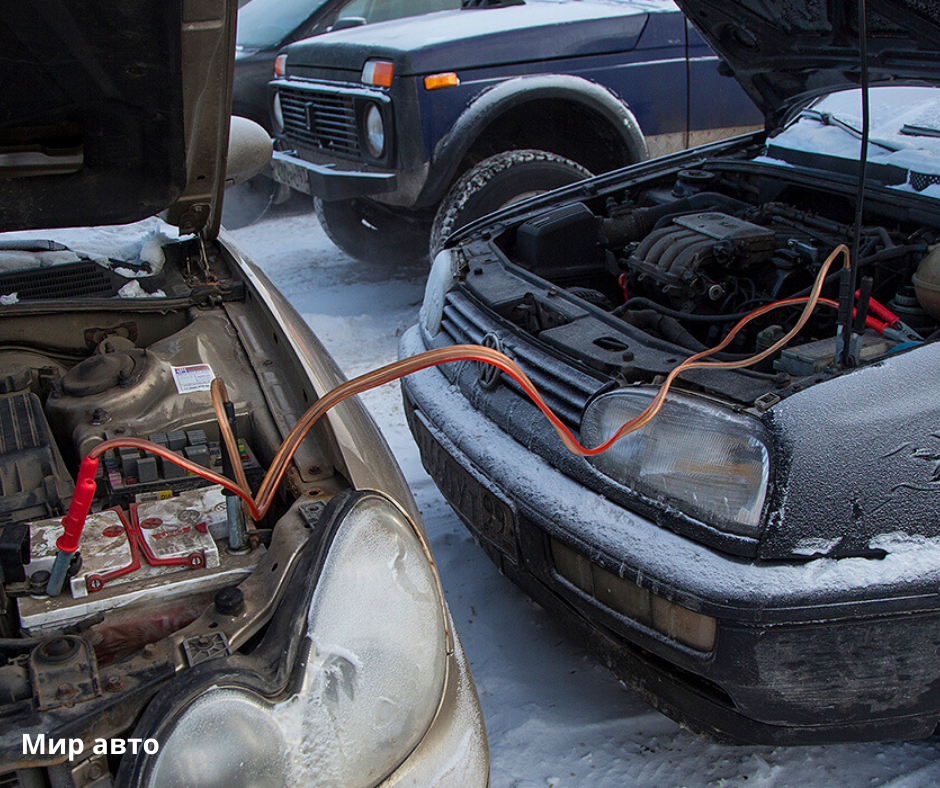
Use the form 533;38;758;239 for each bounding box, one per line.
478;333;504;390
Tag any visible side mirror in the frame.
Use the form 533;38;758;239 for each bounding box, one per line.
225;116;273;189
330;16;367;31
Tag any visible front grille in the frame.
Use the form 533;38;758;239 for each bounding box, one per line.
279;86;360;159
439;290;608;428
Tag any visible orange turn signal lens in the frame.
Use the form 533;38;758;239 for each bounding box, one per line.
274;54;287;78
361;60;394;87
424;72;460;91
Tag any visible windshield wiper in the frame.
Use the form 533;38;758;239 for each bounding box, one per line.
799;109;901;152
0;240;69;252
900;123;940;139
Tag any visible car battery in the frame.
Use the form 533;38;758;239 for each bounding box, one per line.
774;331;896;377
18;485;261;634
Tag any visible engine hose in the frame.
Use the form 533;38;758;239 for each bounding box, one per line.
620;309;759;364
613;297;764;323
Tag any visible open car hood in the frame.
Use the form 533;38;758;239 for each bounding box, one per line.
674;0;940;128
0;0;236;238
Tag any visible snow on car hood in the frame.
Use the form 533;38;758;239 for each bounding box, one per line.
0;1;237;238
759;86;940;196
0;219;180;301
673;0;940;127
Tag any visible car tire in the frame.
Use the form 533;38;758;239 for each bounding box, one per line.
314;198;430;265
430;150;592;258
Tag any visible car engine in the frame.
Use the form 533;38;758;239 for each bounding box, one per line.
0;234;333;674
497;161;940;398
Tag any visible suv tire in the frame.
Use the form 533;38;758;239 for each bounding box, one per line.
430;150;591;258
315;198;430;265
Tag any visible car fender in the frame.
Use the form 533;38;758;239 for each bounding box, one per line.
419;74;649;208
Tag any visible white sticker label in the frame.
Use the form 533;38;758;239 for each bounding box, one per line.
171;364;214;394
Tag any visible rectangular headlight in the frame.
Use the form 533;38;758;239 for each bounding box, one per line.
581;388;771;537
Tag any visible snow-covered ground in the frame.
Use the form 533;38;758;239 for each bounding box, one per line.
230;206;940;788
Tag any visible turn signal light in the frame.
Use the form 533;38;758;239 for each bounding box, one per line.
274;54;287;78
424;72;460;90
362;60;394;87
550;538;717;652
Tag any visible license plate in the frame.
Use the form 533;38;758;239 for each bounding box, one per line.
271;157;311;195
412;412;518;563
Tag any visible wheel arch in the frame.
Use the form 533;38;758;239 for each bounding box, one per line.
417;74;649;208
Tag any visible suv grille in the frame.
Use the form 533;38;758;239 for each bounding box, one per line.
279;86;360;159
439;290;609;428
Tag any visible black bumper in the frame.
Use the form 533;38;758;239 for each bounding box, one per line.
399;325;940;744
271;150;397;202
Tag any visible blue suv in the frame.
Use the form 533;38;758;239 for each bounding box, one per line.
270;0;762;263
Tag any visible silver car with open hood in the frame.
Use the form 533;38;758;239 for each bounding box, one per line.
0;2;488;785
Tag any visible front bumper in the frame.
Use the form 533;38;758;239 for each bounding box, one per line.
400;325;940;744
271;150;397;202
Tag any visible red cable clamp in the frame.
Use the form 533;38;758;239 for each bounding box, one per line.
57;455;99;554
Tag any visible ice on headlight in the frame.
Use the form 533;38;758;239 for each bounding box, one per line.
147;690;290;788
270;497;446;787
420;249;457;336
144;496;448;788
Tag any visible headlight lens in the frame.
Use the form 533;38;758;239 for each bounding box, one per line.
140;495;447;788
147;690;289;787
364;103;385;158
419;249;457;337
581;388;771;537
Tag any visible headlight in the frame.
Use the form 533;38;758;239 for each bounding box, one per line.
419;249;457;337
581;388;771;537
363;103;385;158
130;493;448;788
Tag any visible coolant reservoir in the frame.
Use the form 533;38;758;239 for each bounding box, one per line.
913;245;940;320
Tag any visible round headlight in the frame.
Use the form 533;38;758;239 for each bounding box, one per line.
131;494;447;788
364;103;385;158
146;690;289;788
581;388;771;537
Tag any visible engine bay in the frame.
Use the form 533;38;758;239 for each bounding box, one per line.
483;158;940;404
0;230;337;670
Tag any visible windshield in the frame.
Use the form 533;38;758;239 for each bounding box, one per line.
762;86;940;196
237;0;328;48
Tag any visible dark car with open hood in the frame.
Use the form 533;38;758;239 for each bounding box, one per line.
401;0;940;744
0;3;487;786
